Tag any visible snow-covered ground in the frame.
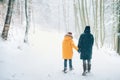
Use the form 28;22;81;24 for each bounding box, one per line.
0;30;120;80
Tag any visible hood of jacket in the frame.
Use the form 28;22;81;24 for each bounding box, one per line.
84;26;91;33
64;35;72;41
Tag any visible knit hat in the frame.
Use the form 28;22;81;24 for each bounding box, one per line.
67;32;72;35
66;32;73;38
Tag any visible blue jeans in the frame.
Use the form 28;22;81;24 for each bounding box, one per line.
64;59;72;69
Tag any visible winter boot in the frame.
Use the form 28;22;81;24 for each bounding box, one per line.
63;67;67;73
82;64;87;76
69;67;74;71
88;64;91;73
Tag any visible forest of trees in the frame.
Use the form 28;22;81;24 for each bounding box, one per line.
0;0;120;54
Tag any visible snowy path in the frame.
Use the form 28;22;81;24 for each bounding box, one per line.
0;31;120;80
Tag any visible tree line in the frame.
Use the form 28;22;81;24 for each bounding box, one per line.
0;0;31;43
0;0;120;54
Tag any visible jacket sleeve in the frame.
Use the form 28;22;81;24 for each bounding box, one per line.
78;34;83;48
71;40;78;51
91;34;94;46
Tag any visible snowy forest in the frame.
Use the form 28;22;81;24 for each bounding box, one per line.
0;0;120;53
0;0;120;80
0;0;120;50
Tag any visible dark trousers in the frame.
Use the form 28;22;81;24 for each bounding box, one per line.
83;59;91;65
64;59;72;69
83;59;91;72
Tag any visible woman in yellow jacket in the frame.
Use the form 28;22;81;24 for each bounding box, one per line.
62;32;78;73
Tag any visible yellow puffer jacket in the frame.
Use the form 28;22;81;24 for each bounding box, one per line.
62;35;78;59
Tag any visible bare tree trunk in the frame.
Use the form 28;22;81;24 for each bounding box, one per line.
102;0;105;47
92;0;96;27
94;0;99;48
58;0;61;33
1;0;15;40
117;0;120;54
91;0;98;48
81;0;86;27
112;0;116;50
20;0;24;24
62;0;67;32
73;0;80;36
117;20;120;54
78;0;84;31
85;0;89;25
67;0;69;31
24;0;31;43
100;0;102;47
92;0;96;33
0;1;5;26
100;0;104;48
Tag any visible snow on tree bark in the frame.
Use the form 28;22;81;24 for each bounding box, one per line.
1;0;15;40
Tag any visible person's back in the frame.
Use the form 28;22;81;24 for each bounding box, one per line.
62;35;73;59
62;32;78;73
81;33;93;48
79;31;94;60
78;26;94;76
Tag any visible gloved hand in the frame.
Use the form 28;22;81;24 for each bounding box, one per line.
77;48;81;53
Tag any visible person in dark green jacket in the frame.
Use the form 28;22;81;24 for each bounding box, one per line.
78;26;94;76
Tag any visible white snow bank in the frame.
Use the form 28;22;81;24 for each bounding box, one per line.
0;30;120;80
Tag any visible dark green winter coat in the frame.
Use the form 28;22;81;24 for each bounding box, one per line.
78;26;94;60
